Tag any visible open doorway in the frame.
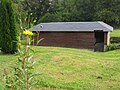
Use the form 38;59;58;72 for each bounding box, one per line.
94;30;104;52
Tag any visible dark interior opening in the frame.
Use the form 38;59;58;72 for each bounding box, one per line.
94;30;104;52
95;31;104;43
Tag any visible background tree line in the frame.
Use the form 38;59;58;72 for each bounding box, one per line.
1;0;120;29
13;0;120;26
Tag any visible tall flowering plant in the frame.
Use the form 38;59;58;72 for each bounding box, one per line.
3;30;37;90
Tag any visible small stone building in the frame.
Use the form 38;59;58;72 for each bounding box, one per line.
31;21;113;51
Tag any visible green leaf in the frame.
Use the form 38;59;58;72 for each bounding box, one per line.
0;82;3;90
36;38;44;46
28;55;33;62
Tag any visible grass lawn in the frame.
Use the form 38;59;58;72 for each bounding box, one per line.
110;29;120;37
0;46;120;90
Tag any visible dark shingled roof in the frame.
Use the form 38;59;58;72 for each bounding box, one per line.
30;21;113;32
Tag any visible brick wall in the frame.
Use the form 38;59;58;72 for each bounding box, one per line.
33;32;96;49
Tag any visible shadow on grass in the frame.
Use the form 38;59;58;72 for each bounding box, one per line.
0;50;16;56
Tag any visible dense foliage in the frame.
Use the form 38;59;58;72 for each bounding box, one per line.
0;0;18;54
17;0;120;25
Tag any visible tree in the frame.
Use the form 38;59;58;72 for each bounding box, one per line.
71;0;95;21
40;0;76;22
0;1;2;48
0;0;18;54
10;0;120;25
21;0;55;24
56;0;76;21
94;0;120;24
39;12;61;22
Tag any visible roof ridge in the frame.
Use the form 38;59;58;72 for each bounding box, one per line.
41;22;98;24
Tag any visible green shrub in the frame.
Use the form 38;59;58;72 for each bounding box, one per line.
0;0;18;54
106;43;118;51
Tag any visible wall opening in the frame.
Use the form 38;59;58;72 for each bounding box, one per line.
94;30;104;52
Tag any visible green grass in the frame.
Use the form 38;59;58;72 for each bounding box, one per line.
110;29;120;37
0;46;120;90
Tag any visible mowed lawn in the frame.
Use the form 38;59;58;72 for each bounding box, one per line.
0;46;120;90
110;29;120;37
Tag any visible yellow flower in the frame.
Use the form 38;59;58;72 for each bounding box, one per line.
33;20;36;23
17;42;21;46
23;30;33;36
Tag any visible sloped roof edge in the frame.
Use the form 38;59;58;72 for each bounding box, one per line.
97;21;113;32
30;21;113;32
